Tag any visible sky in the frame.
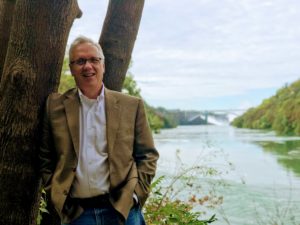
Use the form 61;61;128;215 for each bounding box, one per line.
68;0;300;111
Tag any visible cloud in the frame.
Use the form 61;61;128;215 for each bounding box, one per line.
130;0;300;105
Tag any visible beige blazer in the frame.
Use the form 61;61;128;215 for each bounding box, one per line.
39;87;159;223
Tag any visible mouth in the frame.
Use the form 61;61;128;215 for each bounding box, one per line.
82;73;95;77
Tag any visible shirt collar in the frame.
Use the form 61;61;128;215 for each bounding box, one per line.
78;85;105;104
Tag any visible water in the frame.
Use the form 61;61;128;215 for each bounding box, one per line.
153;125;300;225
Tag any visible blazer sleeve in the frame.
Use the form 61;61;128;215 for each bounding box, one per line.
133;99;159;206
39;95;57;191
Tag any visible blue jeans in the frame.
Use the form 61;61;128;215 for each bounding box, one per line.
62;204;146;225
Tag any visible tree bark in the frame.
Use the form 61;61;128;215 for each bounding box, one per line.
0;0;81;224
99;0;145;91
0;0;16;81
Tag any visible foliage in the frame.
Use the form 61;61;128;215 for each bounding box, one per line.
58;58;75;93
153;107;179;128
145;105;164;133
121;73;175;133
122;73;141;97
37;189;48;225
144;174;218;225
231;79;300;135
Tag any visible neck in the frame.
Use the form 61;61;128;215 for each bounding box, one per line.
79;83;103;99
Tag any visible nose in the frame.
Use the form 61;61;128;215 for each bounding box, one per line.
82;60;93;69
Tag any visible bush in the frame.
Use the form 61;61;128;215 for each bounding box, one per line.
144;176;217;225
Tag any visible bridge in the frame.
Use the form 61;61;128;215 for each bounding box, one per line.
185;109;247;125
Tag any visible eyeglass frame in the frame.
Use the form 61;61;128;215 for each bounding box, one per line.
69;57;103;66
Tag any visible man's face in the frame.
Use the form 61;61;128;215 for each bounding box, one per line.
69;43;105;92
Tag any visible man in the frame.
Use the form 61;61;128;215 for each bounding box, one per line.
39;36;159;225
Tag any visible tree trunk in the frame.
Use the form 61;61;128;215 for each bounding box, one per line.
0;0;81;224
99;0;145;91
0;0;16;81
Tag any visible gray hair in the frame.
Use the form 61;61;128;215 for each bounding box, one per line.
69;36;105;63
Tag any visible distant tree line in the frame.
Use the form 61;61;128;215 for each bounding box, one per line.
231;79;300;136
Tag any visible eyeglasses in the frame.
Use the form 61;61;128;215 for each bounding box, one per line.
70;57;102;66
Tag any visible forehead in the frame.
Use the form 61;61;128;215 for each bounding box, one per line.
71;43;100;59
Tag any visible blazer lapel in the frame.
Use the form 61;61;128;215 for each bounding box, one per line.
105;88;120;156
63;89;80;157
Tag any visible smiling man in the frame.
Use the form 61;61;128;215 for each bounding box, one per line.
39;36;159;225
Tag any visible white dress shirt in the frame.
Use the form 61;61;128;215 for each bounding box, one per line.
70;87;110;198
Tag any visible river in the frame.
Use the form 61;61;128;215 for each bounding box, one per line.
153;125;300;225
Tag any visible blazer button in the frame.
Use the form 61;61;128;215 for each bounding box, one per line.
63;190;68;196
72;167;76;172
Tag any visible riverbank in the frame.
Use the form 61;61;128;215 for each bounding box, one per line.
154;125;300;225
